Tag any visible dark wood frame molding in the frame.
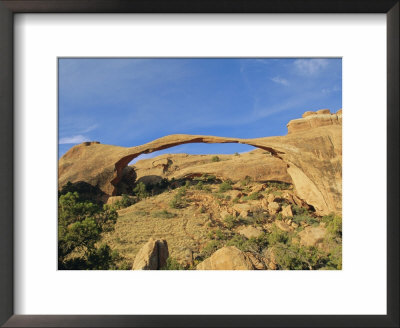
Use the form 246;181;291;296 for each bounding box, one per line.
0;1;398;327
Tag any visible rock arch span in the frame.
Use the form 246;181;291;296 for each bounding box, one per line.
59;111;342;215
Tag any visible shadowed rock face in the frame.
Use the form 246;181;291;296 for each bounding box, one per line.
58;110;342;215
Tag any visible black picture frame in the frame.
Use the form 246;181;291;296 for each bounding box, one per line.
0;1;398;327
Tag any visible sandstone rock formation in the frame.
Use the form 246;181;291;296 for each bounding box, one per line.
281;204;293;218
131;238;169;270
297;226;327;248
196;246;254;270
287;109;342;134
58;109;342;215
237;226;264;239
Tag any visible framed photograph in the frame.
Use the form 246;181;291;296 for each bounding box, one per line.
0;0;398;327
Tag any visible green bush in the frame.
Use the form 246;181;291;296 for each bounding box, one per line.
219;181;233;192
271;244;332;270
199;240;221;259
193;174;217;186
211;156;220;162
161;257;186;270
292;204;308;216
322;214;342;237
194;181;204;190
267;227;289;245
113;194;136;209
223;214;239;229
58;192;118;270
226;233;268;253
234;152;239;156
133;182;149;200
292;213;319;226
266;181;292;190
169;187;188;209
243;192;261;201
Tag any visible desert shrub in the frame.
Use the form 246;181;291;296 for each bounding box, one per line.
58;192;118;270
132;182;149;200
113;194;136;209
234;152;239;156
194;174;215;182
161;257;186;270
214;193;225;199
200;240;221;259
121;194;135;207
215;229;228;240
266;181;292;190
325;245;342;270
243;192;261;201
219;181;233;193
292;204;308;216
223;214;239;229
152;210;176;219
211;156;220;162
240;176;252;186
169;187;188;209
246;209;268;225
292;213;319;226
194;181;204;190
203;185;212;192
232;197;240;204
185;180;191;188
226;233;268;253
59;181;104;204
322;214;342;237
267;227;289;245
272;244;331;270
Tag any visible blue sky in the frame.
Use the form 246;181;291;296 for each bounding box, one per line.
58;58;342;161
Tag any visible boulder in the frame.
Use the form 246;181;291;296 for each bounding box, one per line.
275;220;293;232
268;202;280;215
252;184;265;193
228;190;243;199
298;226;327;247
281;205;293;218
262;247;278;270
237;226;264;239
267;193;276;203
233;203;252;213
196;246;254;270
261;198;269;208
132;238;169;270
106;196;123;205
245;252;266;270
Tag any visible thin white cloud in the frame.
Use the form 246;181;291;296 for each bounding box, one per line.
294;59;328;75
59;135;90;144
271;76;289;86
80;124;98;133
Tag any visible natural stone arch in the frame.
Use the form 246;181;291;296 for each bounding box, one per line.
59;110;342;215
